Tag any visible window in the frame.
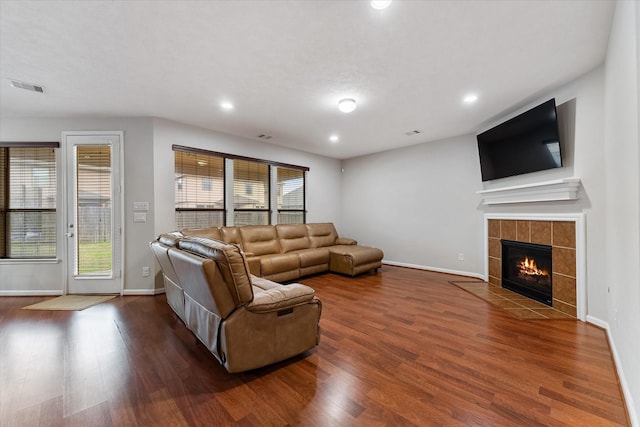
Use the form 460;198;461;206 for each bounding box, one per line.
277;167;305;224
172;145;308;228
1;143;58;259
174;150;225;229
233;159;270;226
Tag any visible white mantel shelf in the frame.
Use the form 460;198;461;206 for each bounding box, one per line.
477;178;581;205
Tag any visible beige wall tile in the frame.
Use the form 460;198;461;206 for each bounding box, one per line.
553;299;577;317
489;257;501;279
501;220;517;241
488;219;500;238
553;221;576;248
553;247;577;277
516;220;531;242
488;238;501;258
531;221;552;245
553;274;577;306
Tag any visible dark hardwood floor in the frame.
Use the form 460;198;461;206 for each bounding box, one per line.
0;265;629;426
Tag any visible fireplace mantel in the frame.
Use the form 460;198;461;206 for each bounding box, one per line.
477;178;581;205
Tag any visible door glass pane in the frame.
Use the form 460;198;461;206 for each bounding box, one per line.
76;146;112;276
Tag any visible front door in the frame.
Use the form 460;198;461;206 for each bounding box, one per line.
64;132;122;294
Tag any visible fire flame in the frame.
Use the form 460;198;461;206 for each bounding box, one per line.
518;256;549;277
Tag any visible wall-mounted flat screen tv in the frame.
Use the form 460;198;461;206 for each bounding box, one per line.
477;98;562;181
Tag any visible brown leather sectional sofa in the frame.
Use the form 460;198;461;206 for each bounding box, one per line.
150;223;383;372
181;222;384;281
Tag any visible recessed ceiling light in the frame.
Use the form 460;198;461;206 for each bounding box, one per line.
329;135;339;143
338;98;357;113
463;94;478;105
371;0;392;10
220;101;234;110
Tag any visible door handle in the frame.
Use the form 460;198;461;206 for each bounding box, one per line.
65;232;74;238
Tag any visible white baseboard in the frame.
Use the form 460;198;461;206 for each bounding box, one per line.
122;288;165;296
586;315;638;427
382;260;486;281
0;290;63;296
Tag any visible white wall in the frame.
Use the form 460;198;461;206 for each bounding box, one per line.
0;117;156;294
341;134;485;277
604;1;640;423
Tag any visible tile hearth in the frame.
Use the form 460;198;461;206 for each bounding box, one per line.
451;280;575;320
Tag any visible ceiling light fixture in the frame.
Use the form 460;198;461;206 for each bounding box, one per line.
338;98;357;113
463;93;478;105
370;0;392;10
220;101;234;110
329;135;339;143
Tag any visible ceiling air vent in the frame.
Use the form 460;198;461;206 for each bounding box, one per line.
404;130;422;136
9;79;44;93
257;134;273;140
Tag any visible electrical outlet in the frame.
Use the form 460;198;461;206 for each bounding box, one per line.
458;253;464;261
142;266;150;277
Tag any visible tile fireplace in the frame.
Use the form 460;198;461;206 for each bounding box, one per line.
485;214;585;319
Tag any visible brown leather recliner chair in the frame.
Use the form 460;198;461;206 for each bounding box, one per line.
153;236;322;373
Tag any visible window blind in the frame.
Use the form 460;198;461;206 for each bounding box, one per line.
233;159;270;226
2;146;57;258
174;151;225;229
277;167;305;224
75;146;112;274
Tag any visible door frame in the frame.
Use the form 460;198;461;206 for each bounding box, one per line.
61;131;125;295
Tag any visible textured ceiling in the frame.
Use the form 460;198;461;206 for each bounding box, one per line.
0;1;615;159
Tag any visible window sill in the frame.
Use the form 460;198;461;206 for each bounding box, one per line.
0;258;61;265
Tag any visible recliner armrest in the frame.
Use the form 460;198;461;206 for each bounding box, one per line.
246;283;316;313
335;237;357;245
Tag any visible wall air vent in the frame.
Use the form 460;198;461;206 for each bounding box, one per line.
257;134;273;140
9;79;44;93
404;130;422;136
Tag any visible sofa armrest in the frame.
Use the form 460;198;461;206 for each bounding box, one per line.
335;237;357;245
245;256;261;276
246;283;316;313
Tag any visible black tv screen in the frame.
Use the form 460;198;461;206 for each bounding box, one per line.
477;99;562;181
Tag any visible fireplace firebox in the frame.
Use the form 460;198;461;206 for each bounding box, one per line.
501;240;553;306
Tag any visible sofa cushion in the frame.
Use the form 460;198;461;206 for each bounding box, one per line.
177;237;253;305
220;227;243;250
276;224;311;253
182;226;221;240
305;223;338;248
158;231;183;247
295;247;330;268
240;225;282;256
259;252;300;277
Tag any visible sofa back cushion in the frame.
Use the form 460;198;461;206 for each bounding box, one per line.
220;226;243;250
181;226;221;241
157;231;183;247
177;237;254;307
239;225;282;256
276;224;311;253
306;223;338;248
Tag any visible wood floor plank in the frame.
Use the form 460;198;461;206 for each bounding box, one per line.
0;265;630;426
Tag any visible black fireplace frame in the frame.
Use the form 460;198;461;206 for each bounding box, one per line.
501;239;553;306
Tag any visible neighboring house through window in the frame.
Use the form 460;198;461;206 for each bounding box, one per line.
172;145;308;228
1;142;58;259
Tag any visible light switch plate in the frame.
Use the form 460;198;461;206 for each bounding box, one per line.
133;202;149;211
133;212;147;223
